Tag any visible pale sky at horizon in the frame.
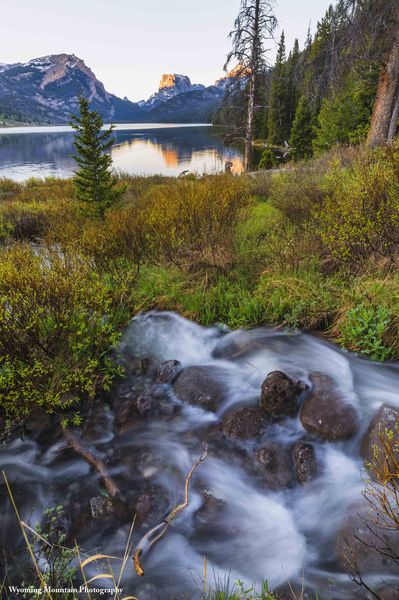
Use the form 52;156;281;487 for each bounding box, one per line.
2;0;332;102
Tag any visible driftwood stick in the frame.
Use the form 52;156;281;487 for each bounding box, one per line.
132;445;208;577
62;427;121;500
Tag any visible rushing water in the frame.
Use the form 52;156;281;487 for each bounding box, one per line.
0;124;244;181
1;312;399;599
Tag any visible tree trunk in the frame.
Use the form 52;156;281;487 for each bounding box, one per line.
387;85;399;141
245;73;256;170
367;5;399;147
244;0;261;171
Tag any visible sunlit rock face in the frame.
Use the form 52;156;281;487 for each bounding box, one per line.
141;73;205;111
0;53;145;123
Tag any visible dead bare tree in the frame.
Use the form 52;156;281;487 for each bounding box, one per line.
225;0;277;170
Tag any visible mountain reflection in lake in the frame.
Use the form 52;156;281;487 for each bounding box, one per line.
0;124;244;181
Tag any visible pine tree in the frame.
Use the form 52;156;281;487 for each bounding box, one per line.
289;95;315;160
268;31;289;145
286;39;301;131
70;97;125;217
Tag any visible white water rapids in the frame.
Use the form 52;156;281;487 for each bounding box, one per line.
2;311;399;599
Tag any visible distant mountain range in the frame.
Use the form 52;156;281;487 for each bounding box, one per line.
0;54;238;125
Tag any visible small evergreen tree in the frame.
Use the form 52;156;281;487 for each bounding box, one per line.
70;97;125;216
289;95;315;160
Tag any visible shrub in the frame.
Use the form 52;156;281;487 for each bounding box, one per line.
320;141;399;268
135;174;252;271
0;243;133;422
269;165;326;225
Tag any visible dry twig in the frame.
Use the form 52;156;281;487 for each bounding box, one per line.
132;445;208;576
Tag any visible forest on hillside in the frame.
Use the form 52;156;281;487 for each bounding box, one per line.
216;0;399;167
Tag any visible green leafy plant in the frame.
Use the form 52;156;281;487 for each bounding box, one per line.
339;303;393;361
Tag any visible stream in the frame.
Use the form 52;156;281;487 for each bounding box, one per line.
1;311;399;599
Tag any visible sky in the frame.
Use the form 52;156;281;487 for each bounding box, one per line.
1;0;332;102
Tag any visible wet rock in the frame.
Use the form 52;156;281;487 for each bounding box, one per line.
360;404;399;476
194;490;226;535
155;359;182;383
222;406;268;441
300;373;359;441
135;486;168;525
378;587;399;600
336;501;399;576
260;371;298;418
136;391;155;415
90;496;115;519
255;442;294;490
273;583;317;600
114;395;140;428
173;365;229;411
292;441;318;484
126;356;157;376
24;410;51;433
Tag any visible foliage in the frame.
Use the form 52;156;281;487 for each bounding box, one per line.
289;96;315;161
32;506;76;591
320;140;399;266
338;303;393;361
70;96;126;216
0;244;131;421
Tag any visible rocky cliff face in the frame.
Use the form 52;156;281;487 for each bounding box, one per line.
140;73;205;111
0;54;144;123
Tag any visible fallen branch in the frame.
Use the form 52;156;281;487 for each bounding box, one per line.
62;427;121;500
132;445;208;577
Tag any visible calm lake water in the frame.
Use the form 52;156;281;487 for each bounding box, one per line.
0;123;244;181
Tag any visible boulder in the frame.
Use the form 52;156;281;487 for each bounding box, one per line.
292;441;318;484
222;406;268;441
135;486;168;525
360;404;399;477
300;373;359;441
255;442;294;490
336;501;399;576
89;496;115;520
155;359;182;384
194;490;226;536
260;371;298;418
173;365;229;411
377;587;399;600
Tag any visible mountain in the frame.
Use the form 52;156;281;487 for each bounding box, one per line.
139;73;205;111
0;54;144;124
146;86;224;123
137;72;225;122
0;55;231;125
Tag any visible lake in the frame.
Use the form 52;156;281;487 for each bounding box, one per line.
0;123;244;181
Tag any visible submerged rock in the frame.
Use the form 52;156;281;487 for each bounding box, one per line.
155;359;182;384
360;404;399;476
260;371;298;418
292;441;318;484
300;373;359;441
89;496;115;519
336;501;399;576
222;406;268;441
135;485;168;525
255;442;294;490
173;365;229;411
